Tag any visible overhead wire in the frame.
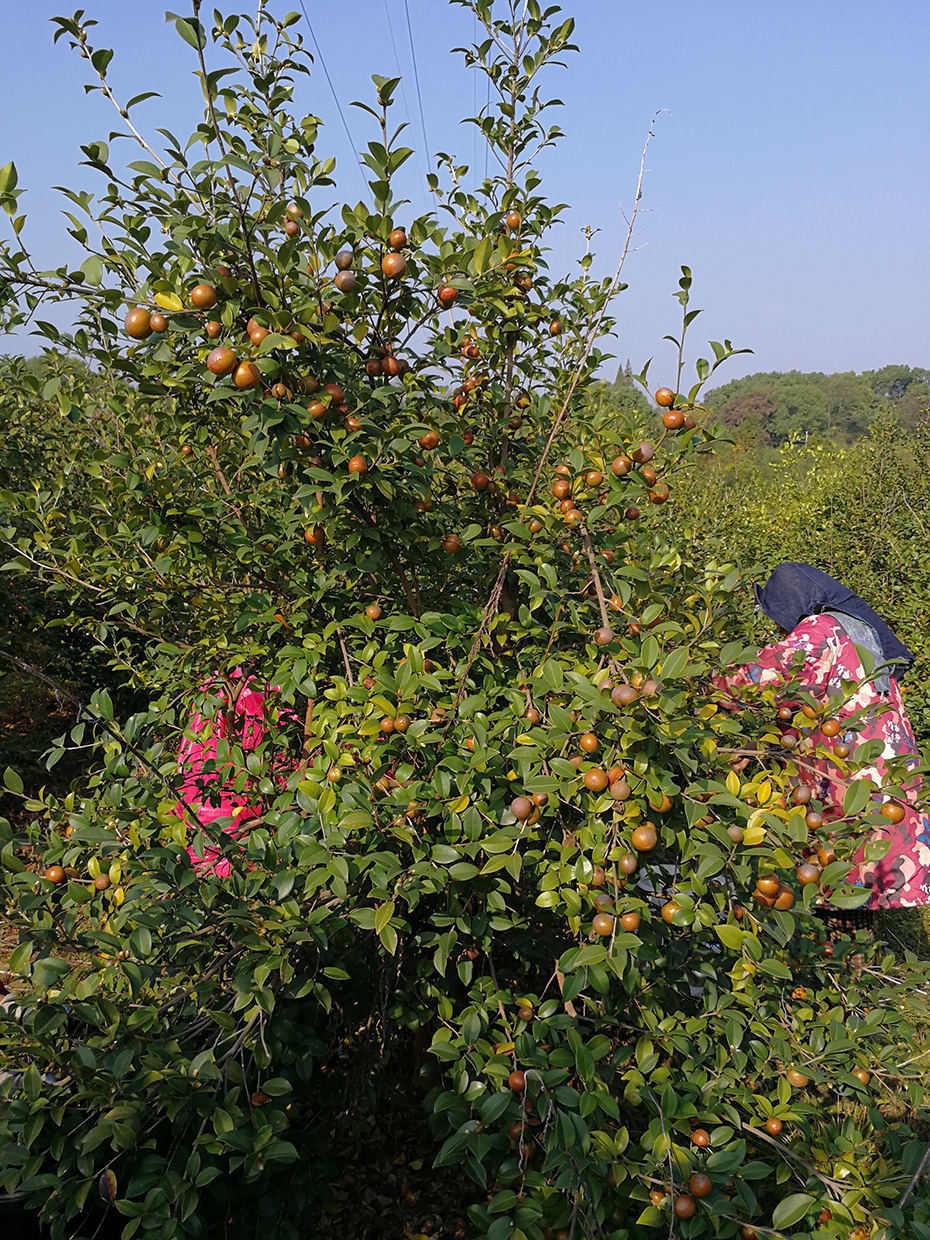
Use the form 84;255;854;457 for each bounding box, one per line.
402;0;431;170
296;0;368;192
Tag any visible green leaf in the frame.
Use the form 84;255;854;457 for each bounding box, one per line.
772;1193;816;1230
173;17;204;50
843;779;872;816
715;924;743;951
374;900;395;934
661;646;689;679
3;767;23;795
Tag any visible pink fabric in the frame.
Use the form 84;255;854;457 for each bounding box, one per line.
717;614;930;908
176;673;293;877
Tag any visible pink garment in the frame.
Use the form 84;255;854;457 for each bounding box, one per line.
717;614;930;908
176;673;294;877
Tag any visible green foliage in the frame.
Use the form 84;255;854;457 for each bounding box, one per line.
0;5;929;1240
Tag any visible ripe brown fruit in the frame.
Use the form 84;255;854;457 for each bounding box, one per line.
594;626;614;646
347;455;368;475
418;430;440;450
381;252;407;279
584;470;603;487
233;361;261;389
592;912;614;937
631;441;655;463
124;307;152;339
190;283;218;310
611;683;638;707
631;823;657;852
205;319;222;339
206;346;238;377
247;318;269;344
796;862;821;885
335;249;354;270
821;718;841;737
388;226;407;250
471;472;490;491
691;1128;710;1148
583;768;608;792
774;887;795;910
511;796;533;821
618;852;638;875
881;801;906;824
579;732;599;754
334;269;357;293
662;408;684;430
755;875;780;897
93;874;111;892
852;1066;871;1085
611;454;632;476
765;1116;783;1135
307;400;326;419
654;386;675;407
552;478;572;500
44;864;65;884
688;1173;712;1199
792;783;813;805
442;533;463;554
610;779;630;801
284;217;299;237
365;603;382;621
548;319;562;336
673;1195;696;1220
649;482;670;504
304;526;325;546
149;312;168;333
437;284;458;308
660;899;681;924
504;209;522;231
786;1067;809;1088
508;1070;526;1092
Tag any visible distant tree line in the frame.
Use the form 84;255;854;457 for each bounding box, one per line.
704;364;930;445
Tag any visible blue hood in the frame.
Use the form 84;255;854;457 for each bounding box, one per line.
753;562;914;671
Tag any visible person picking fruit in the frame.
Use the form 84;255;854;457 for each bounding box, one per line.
716;561;930;911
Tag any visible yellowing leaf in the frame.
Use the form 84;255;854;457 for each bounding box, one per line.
743;823;766;847
756;780;772;805
154;291;183;312
494;1041;515;1055
448;795;470;814
515;733;537;745
725;770;740;796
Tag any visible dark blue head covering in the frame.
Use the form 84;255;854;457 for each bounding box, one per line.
754;562;914;670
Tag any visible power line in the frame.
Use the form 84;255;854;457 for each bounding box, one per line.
297;0;367;192
403;0;431;168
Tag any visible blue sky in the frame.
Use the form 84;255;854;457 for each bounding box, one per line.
1;1;928;385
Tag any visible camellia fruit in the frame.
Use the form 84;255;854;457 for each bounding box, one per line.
381;252;407;279
233;361;261;389
124;307;152;339
206;346;238;377
654;386;675;407
190;282;218;310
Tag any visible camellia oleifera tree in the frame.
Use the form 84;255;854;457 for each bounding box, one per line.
1;4;929;1239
